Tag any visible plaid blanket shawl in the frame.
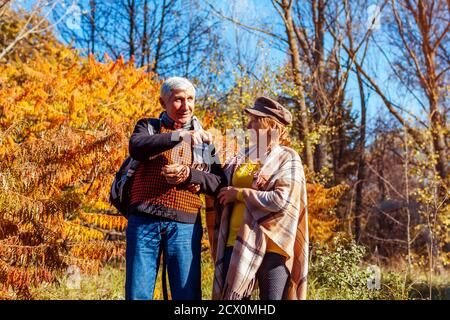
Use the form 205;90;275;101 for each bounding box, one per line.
211;145;309;300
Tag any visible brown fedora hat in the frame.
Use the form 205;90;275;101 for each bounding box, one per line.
244;96;292;125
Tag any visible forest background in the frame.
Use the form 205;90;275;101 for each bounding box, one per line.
0;0;448;299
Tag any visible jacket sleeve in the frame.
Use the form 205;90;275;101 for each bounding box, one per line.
188;147;227;196
129;118;180;161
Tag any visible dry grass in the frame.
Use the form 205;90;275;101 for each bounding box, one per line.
30;259;449;300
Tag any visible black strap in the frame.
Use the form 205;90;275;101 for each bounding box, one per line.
158;232;169;300
162;249;168;300
147;118;161;135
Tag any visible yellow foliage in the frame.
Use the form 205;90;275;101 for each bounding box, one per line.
69;241;125;262
307;183;348;244
62;221;105;242
0;29;161;298
79;212;128;232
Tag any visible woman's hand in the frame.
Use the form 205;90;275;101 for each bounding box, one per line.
217;186;240;205
253;173;269;189
161;164;190;185
187;183;201;193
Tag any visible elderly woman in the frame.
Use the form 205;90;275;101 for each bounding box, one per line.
212;96;309;300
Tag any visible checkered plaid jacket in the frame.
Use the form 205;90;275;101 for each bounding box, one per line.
211;145;309;300
129;125;204;222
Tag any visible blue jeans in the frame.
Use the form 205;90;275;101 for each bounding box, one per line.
125;214;202;300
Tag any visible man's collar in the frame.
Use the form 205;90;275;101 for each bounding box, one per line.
160;111;192;130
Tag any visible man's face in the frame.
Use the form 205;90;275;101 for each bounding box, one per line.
161;88;195;125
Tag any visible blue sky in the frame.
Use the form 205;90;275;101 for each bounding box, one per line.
209;0;426;130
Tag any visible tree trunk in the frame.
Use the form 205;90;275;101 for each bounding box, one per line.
280;0;314;172
128;0;136;59
312;0;327;172
429;98;448;183
89;0;96;55
141;0;148;68
152;0;168;74
346;0;369;243
354;70;367;243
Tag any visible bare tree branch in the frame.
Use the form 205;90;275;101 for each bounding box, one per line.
0;0;73;60
205;0;288;44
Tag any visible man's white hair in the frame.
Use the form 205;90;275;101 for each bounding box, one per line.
160;77;196;104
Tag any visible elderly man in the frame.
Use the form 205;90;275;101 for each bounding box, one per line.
125;77;225;300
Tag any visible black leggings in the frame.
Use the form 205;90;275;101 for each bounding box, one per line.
223;246;290;300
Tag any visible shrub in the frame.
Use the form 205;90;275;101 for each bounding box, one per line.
0;14;161;298
308;234;405;300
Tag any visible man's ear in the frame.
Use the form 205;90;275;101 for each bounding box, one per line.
159;97;166;109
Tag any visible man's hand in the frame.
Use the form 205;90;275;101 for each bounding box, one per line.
161;164;190;185
179;130;213;145
217;186;240;205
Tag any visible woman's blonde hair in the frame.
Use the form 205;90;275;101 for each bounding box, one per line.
257;117;291;147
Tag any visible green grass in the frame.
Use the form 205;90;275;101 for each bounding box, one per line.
30;224;449;300
407;270;450;300
31;247;215;300
31;257;449;300
31;263;126;300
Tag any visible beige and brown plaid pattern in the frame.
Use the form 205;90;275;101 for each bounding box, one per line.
129;126;202;214
210;145;309;300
